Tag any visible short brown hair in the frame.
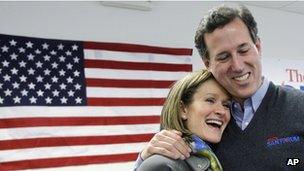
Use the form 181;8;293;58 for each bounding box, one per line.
194;4;258;59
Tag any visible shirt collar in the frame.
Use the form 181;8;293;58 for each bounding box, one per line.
251;77;269;112
231;77;270;113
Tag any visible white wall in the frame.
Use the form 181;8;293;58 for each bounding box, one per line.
1;1;304;170
1;1;304;72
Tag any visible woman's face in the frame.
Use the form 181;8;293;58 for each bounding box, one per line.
182;79;231;143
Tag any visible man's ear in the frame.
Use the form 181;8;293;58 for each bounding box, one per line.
203;58;210;69
255;38;262;56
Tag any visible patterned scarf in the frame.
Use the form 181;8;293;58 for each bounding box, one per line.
188;134;223;171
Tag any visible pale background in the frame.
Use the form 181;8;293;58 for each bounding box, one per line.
0;1;304;170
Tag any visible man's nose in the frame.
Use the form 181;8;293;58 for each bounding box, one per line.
231;54;244;72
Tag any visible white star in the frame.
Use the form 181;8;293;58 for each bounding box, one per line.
36;75;44;82
68;90;75;97
19;61;26;68
28;82;36;89
28;68;35;75
3;74;11;81
0;97;4;104
26;41;33;48
11;68;18;75
72;44;78;51
1;45;9;52
59;69;66;76
60;97;68;104
51;76;58;83
12;82;20;89
52;89;59;97
74;83;81;90
19;47;25;53
50;50;57;55
60;83;66;90
59;56;66;62
66;77;73;83
10;53;18;60
44;83;51;90
35;49;41;54
29;96;37;104
0;83;3;89
58;44;64;50
66;63;73;70
44;69;51;76
4;89;12;96
74;70;80;77
73;57;80;63
45;97;52;104
13;96;21;103
2;60;9;67
27;53;35;60
21;89;28;96
51;62;58;69
20;75;27;82
42;43;49;49
37;90;44;97
65;51;72;56
36;61;43;68
75;97;82;104
9;39;17;46
43;55;51;61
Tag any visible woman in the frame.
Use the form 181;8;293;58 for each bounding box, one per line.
137;69;231;171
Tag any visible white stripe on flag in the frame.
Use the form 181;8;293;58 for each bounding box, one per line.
85;68;189;80
86;87;169;98
84;49;192;64
1;124;159;141
0;106;162;118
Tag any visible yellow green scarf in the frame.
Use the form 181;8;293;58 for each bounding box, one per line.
189;135;223;171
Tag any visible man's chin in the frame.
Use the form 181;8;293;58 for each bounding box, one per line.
234;91;255;100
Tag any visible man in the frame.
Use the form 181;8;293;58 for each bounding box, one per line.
134;4;304;170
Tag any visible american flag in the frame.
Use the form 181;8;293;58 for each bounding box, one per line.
0;34;192;170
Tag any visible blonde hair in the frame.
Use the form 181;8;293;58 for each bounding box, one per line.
160;69;214;137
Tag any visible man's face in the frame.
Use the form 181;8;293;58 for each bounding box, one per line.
203;18;262;103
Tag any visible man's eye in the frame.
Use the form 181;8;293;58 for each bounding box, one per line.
239;48;249;54
216;54;230;61
238;44;251;54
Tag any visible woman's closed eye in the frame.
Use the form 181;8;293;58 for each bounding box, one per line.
205;97;215;104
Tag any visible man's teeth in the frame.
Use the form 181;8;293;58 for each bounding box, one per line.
234;73;249;81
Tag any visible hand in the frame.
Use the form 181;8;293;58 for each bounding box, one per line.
140;130;191;160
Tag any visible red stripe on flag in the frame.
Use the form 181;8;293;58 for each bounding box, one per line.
86;78;175;88
87;98;165;106
84;59;192;72
0;153;138;171
0;134;154;150
0;116;160;128
84;42;193;56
